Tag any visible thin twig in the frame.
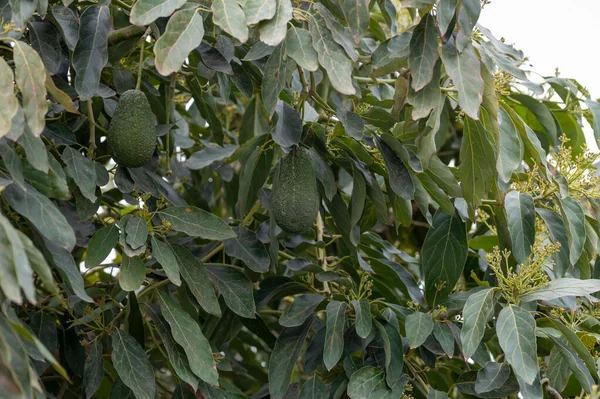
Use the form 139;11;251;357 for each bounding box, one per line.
87;101;96;159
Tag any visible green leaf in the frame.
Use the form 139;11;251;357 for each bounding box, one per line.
239;95;269;144
212;0;248;43
224;227;270;273
433;323;455;357
374;320;404;386
171;244;221;317
19;126;48;172
158;290;219;386
0;58;18;138
237;144;273;216
316;4;357;62
520;278;600;302
268;319;313;399
86;224;119;267
154;9;204;76
159;206;236;240
205;264;256;318
375;135;414;200
3;183;76;251
285;26;319;72
496;305;538;384
324;301;346;370
347;367;386;399
273;101;302;147
130;0;186;26
83;342;104;399
280;294;324;327
497;107;523;183
426;156;461;198
558;197;586;265
422;209;468;305
243;0;276;24
23;153;70;200
261;43;295;114
408;13;439;91
460;287;496;359
309;15;355;95
0;216;26;303
456;371;519;398
119;255;145;292
28;21;61;75
62;147;97;202
186;144;238;170
259;0;292;46
150;236;181;286
111;330;155;399
438;0;457;35
12;40;47;135
475;362;510;394
351;298;372;338
17;230;59;295
440;39;483;119
333;0;369;44
405;311;434;349
299;376;329;399
585;99;600;143
547;346;571;393
536;208;570;276
72;5;111;100
124;216;148;249
145;305;199;390
51;6;79;50
549;336;594;394
459;117;496;208
504;191;535;264
407;60;442;120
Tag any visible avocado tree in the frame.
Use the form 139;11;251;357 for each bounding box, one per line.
3;0;600;398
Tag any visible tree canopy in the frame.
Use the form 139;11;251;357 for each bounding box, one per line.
1;0;600;398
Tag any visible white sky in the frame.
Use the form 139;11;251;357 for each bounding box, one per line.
479;0;600;99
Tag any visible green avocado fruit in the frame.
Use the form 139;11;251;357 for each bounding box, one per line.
108;89;156;168
271;147;320;233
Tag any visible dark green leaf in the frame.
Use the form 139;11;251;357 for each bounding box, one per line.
475;362;510;394
299;376;329;399
433;323;455;357
536;208;570;276
374;320;404;386
86;224;119;267
286;26;319;71
206;264;256;318
549;336;593;394
119;255;145;292
375;136;414;200
422;209;468;305
19;126;48;173
520;278;600;302
324;301;346;370
333;0;369;44
496;305;538;384
84;341;104;399
347;367;386;399
504;191;535;264
497;107;523;183
273;101;302;148
279;294;324;329
158;290;219;386
186;144;238;170
268;318;313;399
51;6;79;50
405;312;433;349
239;95;269;143
261;43;295;114
351;298;371;338
72;5;110;100
456;371;519;398
150;236;181;286
124;216;148;249
111;330;155;399
63;147;97;202
460;117;496;208
460;287;496;359
159;206;236;240
558;197;586;265
28;21;61;75
408;13;439;91
224;227;270;273
547;346;571;393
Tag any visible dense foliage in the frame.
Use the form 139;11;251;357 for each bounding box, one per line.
3;0;600;398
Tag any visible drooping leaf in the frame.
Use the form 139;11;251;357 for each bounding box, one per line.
547;346;572;393
83;342;104;399
186;144;238;170
549;336;594;394
285;26;319;72
159;206;236;240
150;236;181;286
375;135;414;200
212;0;248;43
299;376;329;399
351;298;372;339
158;290;219;386
309;15;355;95
374;320;404;386
440;38;483;119
456;370;520;398
3;183;76;251
496;305;538;384
18;126;49;172
62;147;97;202
154;9;205;76
422;209;468;306
130;0;187;26
408;13;439;91
119;255;145;292
496;107;523;183
224;227;270;273
558;197;586;265
28;21;61;75
323;301;347;370
51;6;79;50
0;58;18;138
72;5;111;101
459;117;496;208
475;362;510;394
333;0;369;44
405;312;434;349
460;287;497;359
520;278;600;302
536;208;570;276
268;319;313;399
407;60;442;120
205;264;256;318
111;330;155;399
504;191;535;264
347;367;386;399
243;0;276;25
259;0;292;46
279;294;325;327
86;224;119;267
12;40;47;135
261;43;295;114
